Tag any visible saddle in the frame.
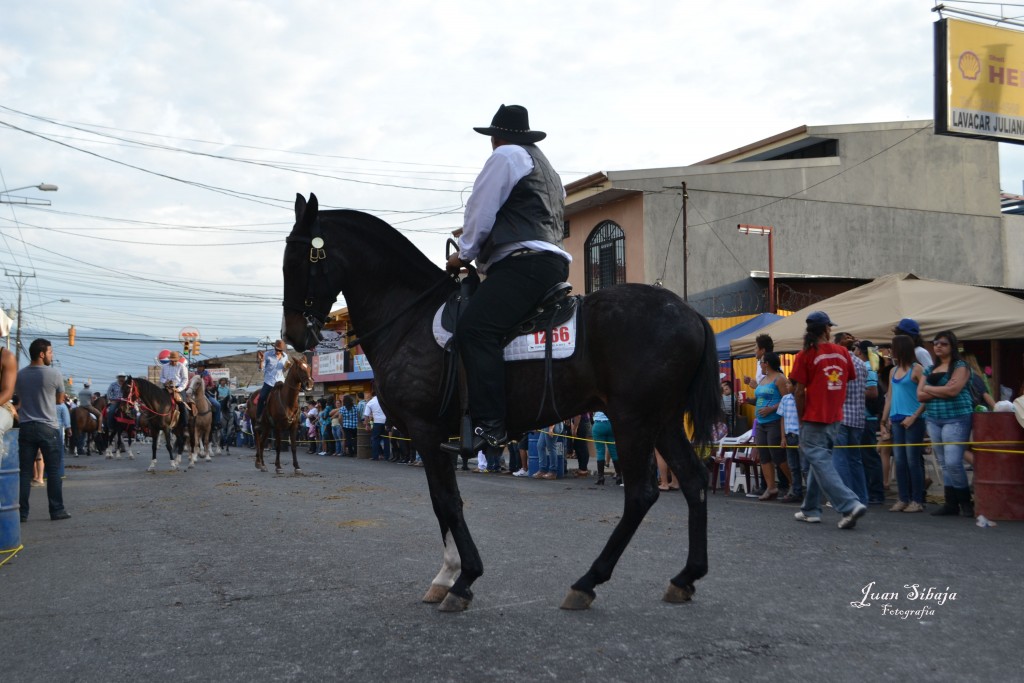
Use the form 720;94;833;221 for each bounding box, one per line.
438;276;582;458
439;281;578;345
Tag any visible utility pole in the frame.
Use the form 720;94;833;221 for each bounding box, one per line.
5;269;36;364
681;181;689;302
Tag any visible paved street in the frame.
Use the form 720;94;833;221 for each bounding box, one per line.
3;445;1023;682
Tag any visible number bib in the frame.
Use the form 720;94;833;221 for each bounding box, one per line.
432;305;579;362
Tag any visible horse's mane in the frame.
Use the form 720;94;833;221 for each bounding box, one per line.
321;209;446;290
127;376;172;408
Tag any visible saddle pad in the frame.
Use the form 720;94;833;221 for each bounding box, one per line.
432;304;578;361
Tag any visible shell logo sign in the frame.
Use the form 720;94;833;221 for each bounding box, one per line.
957;51;981;80
936;18;1024;144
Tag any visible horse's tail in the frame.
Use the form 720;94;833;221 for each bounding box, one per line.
685;315;722;448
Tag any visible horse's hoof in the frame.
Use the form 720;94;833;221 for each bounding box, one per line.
105;454;113;460
275;468;283;475
260;466;268;473
560;589;595;610
146;464;156;473
438;592;471;612
293;468;303;475
663;583;695;604
422;584;450;603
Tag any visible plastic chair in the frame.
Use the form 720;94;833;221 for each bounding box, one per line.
711;431;758;496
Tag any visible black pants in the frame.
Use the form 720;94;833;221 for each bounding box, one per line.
455;251;569;424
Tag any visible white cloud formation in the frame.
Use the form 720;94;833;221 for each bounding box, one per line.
2;0;1022;385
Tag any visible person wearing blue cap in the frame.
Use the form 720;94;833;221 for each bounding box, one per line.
894;318;932;367
789;312;867;529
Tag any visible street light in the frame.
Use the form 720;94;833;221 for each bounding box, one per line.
737;224;775;314
0;183;59;205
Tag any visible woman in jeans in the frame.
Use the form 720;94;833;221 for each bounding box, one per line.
754;352;791;501
917;330;974;517
883;335;926;512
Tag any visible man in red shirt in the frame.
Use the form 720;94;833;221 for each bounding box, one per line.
790;311;868;529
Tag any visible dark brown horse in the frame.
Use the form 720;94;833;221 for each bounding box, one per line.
123;376;186;472
245;357;313;474
280;194;721;612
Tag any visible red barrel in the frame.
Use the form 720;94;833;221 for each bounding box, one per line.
972;412;1024;521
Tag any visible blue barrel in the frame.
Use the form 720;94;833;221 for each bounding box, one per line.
527;432;540;476
1;428;21;552
554;436;566;479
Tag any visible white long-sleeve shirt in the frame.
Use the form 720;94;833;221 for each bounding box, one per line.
458;144;570;272
159;361;188;392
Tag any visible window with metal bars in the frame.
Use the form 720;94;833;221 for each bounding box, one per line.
584;221;625;293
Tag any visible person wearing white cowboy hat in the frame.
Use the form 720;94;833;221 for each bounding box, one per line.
440;104;572;460
159;350;190;427
255;340;292;421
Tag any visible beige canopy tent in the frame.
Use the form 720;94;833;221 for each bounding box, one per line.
730;273;1024;357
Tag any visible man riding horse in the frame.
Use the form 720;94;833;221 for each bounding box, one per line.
193;361;222;429
104;372;128;434
255;340;291;421
439;104;571;460
159;350;189;429
75;381;102;455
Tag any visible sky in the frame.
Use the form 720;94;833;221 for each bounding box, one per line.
3;0;1024;387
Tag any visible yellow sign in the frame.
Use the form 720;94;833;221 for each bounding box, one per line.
937;18;1024;143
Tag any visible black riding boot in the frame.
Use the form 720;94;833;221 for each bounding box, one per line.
931;486;960;516
596;460;606;485
956;487;975;518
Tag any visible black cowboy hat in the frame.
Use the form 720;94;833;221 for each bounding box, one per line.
474;104;546;144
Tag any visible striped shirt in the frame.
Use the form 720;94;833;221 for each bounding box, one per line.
923;361;974;419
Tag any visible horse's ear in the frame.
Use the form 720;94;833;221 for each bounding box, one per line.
308;193;319;216
294;193;307;228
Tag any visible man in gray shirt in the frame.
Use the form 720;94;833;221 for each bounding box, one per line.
15;338;70;522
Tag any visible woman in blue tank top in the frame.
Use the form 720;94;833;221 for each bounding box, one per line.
883;335;926;512
753;352;790;501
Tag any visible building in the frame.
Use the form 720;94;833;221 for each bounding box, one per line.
563;120;1024;316
309;307;374;400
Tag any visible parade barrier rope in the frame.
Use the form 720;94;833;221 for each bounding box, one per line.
235;426;1023;452
0;544;23;567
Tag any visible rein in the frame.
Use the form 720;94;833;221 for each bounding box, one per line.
126;380;174;418
345;273;456;350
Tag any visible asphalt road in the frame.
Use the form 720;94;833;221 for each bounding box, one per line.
3;445;1022;682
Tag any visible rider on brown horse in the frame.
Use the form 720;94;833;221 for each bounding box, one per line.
255;340;291;420
158;350;190;429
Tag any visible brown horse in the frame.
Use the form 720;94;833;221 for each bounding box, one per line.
123;376;187;472
245;357;312;474
185;375;213;467
70;399;102;456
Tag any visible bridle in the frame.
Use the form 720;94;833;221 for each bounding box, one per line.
283;216;332;345
283;215;456;350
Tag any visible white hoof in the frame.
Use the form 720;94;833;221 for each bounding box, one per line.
105;452;113;460
204;454;212;462
147;461;156;472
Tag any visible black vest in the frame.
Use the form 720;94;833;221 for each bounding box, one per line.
479;144;565;263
